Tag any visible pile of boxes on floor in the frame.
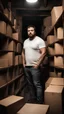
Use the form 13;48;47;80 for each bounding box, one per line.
0;95;49;114
45;77;64;114
0;77;64;114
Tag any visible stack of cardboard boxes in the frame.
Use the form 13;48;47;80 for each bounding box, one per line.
45;77;64;114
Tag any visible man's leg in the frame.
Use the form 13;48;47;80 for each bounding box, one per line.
31;67;43;104
24;67;36;102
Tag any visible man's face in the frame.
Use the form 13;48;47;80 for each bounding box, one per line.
27;27;36;38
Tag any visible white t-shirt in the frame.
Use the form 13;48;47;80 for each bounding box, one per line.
23;36;46;66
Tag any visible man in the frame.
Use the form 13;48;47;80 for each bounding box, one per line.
22;25;46;104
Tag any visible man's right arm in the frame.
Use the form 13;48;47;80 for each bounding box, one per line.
22;49;26;67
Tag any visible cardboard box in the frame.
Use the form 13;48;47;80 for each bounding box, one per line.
0;59;8;68
44;26;52;38
7;68;13;81
57;27;63;39
15;56;19;65
44;85;64;114
17;43;21;53
17;103;49;114
47;35;55;45
49;72;57;77
45;77;64;89
49;72;62;77
16;26;22;42
50;77;64;86
0;21;6;34
14;19;17;29
8;52;14;66
8;41;16;51
48;47;54;55
12;25;16;29
51;6;63;26
0;38;8;50
9;10;14;25
0;52;14;66
45;77;53;89
55;43;63;54
0;95;24;114
6;24;12;37
13;19;17;30
4;8;9;18
12;32;19;41
18;55;22;64
0;71;7;86
57;72;62;77
14;19;17;26
43;16;52;27
54;56;64;67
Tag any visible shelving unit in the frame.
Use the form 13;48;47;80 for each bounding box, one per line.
0;4;25;100
44;6;64;77
44;6;64;114
44;11;63;40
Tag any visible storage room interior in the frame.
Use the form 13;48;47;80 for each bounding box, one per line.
0;0;64;114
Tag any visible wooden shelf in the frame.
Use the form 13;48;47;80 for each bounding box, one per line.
47;39;64;47
0;32;22;44
0;8;24;100
49;65;64;71
44;26;54;40
0;66;12;71
0;82;8;89
12;27;17;33
8;35;22;44
0;11;13;26
0;11;16;33
0;73;24;89
44;11;63;40
0;51;21;57
14;64;23;67
48;54;64;57
46;6;64;74
8;73;24;85
0;64;23;71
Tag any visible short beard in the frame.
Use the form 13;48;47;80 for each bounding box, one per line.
29;34;36;40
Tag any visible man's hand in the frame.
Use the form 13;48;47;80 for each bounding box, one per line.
33;62;39;69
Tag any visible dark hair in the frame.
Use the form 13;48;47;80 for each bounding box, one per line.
27;25;36;31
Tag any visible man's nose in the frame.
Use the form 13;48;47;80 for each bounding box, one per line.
29;32;31;33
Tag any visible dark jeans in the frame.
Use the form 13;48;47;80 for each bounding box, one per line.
24;66;43;103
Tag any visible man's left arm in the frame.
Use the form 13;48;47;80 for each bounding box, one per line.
34;47;46;68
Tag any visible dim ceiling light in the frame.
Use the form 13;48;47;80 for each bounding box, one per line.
26;0;38;3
